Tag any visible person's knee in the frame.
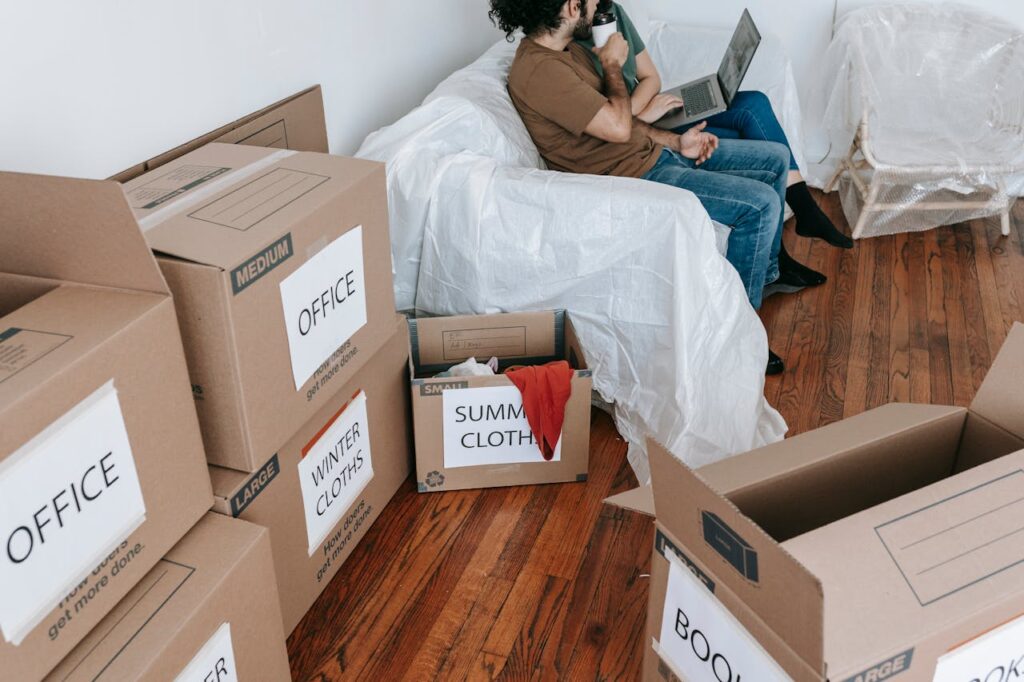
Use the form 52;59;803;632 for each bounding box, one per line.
749;183;782;228
763;141;790;175
735;90;771;112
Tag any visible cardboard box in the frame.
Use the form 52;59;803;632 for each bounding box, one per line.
613;323;1024;682
108;85;328;183
0;173;212;680
47;513;290;681
408;310;592;492
124;142;397;472
208;314;412;633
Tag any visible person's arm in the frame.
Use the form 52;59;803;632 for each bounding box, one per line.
584;34;633;143
635;119;719;165
630;49;661;116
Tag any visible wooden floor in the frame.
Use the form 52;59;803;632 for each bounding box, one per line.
287;193;1024;681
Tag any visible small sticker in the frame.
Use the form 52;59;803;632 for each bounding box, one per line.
442;385;560;468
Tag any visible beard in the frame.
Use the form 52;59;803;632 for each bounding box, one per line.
571;14;593;40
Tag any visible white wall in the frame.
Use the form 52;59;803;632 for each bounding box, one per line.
3;1;1021;178
0;0;502;178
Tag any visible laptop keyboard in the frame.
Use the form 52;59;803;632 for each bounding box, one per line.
682;81;717;117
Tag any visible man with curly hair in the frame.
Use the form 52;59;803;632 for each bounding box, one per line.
489;0;827;373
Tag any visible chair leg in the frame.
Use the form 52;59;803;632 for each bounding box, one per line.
1002;205;1011;237
824;160;846;194
852;180;881;240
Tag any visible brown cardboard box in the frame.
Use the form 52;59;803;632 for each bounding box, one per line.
124;142;397;472
611;323;1024;682
47;513;290;681
0;173;212;680
408;311;592;492
208;314;412;633
108;85;328;183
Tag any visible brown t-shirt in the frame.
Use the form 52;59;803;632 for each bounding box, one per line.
507;38;661;178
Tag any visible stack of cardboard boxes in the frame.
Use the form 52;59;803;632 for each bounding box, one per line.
0;173;291;680
0;86;412;678
121;141;413;635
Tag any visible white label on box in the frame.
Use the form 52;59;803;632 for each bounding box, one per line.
0;381;146;645
279;226;368;390
933;614;1024;682
442;385;561;469
657;553;791;682
298;391;374;555
174;622;239;682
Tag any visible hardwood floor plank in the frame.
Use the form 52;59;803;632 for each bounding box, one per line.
888;232;911;402
843;234;878;417
941;227;980;406
971;222;1010;357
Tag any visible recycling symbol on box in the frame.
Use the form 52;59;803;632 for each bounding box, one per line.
425;471;446;488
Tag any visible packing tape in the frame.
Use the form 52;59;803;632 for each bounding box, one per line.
137;149;298;233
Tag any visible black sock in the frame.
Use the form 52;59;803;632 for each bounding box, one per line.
779;242;826;286
786;181;853;249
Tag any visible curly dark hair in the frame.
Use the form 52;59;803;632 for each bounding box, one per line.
488;0;575;42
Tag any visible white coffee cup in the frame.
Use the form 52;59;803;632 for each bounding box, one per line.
592;16;618;49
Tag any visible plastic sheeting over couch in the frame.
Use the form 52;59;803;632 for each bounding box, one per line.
358;31;791;481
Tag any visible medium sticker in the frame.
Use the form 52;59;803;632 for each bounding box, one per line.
297;392;374;555
279;227;368;390
0;381;146;645
442;385;560;469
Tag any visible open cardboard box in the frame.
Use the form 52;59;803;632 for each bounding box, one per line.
47;514;290;681
609;323;1024;681
124;142;397;472
0;173;212;679
409;310;592;493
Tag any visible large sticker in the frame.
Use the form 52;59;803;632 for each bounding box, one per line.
442;385;560;469
174;622;238;682
297;391;374;555
0;381;146;645
279;227;368;390
656;553;791;681
932;614;1024;682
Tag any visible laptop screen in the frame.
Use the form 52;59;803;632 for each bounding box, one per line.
717;9;761;105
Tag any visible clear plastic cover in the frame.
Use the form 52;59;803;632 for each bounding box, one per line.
357;25;802;480
818;4;1024;238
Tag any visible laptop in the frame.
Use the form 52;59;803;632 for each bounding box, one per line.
654;9;762;130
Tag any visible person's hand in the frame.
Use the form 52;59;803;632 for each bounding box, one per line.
637;93;685;124
678;121;718;165
591;33;627;69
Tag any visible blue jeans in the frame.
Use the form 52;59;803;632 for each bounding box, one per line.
673;91;799;172
641;140;789;309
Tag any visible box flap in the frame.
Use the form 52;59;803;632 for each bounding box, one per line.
603;484;654;516
648;438;826;675
409;310;564;374
971;322;1024;439
0;172;169;294
125;143;381;271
